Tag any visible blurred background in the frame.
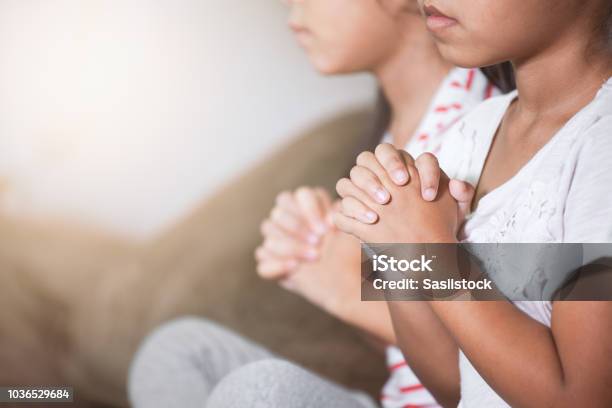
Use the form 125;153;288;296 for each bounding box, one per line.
0;1;387;407
0;0;374;238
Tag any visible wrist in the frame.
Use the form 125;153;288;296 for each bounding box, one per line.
428;229;459;244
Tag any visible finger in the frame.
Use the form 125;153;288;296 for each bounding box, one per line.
355;151;397;193
295;187;328;235
340;197;378;224
279;277;297;292
313;188;335;228
336;177;381;211
415;153;441;201
332;211;359;237
255;245;294;268
349;165;390;204
269;206;318;244
275;190;295;210
449;179;476;220
276;190;315;225
273;194;321;244
332;212;368;242
326;199;342;227
314;188;333;211
255;245;272;263
374;143;410;185
261;219;319;246
263;236;320;262
257;259;298;280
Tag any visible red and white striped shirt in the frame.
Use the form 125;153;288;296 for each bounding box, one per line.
381;67;500;408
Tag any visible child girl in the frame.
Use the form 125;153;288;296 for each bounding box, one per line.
334;0;612;406
128;1;511;407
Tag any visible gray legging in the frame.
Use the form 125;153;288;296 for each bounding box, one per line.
128;317;378;408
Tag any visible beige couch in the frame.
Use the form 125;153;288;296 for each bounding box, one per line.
0;109;387;407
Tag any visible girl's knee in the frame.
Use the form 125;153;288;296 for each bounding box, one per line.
206;359;303;408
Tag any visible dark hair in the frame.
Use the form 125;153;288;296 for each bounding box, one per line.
602;0;612;37
354;62;516;155
351;89;392;158
480;62;516;94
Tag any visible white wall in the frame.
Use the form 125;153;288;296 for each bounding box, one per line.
0;0;375;239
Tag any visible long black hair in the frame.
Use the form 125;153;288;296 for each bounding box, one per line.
353;62;516;156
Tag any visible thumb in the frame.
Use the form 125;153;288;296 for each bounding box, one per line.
449;179;475;222
326;200;342;228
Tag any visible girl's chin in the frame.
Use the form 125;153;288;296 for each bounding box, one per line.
309;53;365;75
315;64;355;76
310;57;343;75
436;45;493;70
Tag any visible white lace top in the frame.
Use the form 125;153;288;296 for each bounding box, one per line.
437;78;612;407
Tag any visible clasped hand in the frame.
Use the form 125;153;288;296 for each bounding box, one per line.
333;143;474;244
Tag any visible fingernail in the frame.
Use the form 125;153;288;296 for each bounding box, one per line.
392;169;408;184
375;188;390;204
307;233;320;245
314;222;328;235
424;188;436;201
362;211;378;223
304;248;319;260
303;248;319;261
282;279;296;291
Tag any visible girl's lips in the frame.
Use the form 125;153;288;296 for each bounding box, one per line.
289;23;312;47
423;4;458;31
289;21;309;35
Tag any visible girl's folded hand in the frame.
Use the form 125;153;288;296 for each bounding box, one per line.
255;187;334;280
333;144;473;243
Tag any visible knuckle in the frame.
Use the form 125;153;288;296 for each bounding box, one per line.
417;152;439;166
294;186;312;199
356;151;374;165
336;178;351;194
275;191;293;206
262;238;273;251
423;152;438;162
259;220;270;236
349;166;361;180
276;191;291;204
374;143;392;155
255;247;267;262
257;264;273;279
270;207;282;221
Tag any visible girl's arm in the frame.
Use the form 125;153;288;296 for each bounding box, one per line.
334;142;612;408
387;302;461;407
435;127;612;407
338;171;612;406
429;300;612;408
